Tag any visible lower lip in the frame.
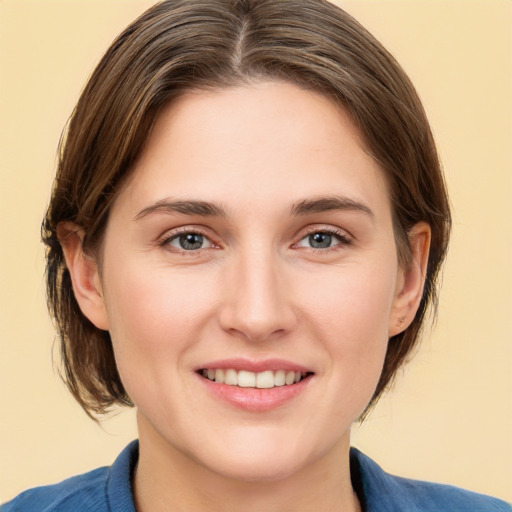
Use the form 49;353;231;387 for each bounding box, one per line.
198;374;312;412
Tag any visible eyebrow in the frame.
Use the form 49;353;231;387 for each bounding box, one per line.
134;195;374;221
290;196;374;218
134;199;227;220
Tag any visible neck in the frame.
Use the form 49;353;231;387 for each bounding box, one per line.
133;414;361;512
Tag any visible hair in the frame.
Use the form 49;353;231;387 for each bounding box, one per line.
42;0;451;418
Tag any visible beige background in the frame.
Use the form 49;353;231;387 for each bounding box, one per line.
0;0;510;504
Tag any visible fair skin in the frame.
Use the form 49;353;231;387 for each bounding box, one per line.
61;81;430;512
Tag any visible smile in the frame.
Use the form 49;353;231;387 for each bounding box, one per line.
196;359;314;411
199;369;309;388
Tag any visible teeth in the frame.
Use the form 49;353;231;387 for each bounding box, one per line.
256;370;274;389
274;370;285;387
238;370;256;388
201;368;307;388
224;369;238;386
215;369;225;384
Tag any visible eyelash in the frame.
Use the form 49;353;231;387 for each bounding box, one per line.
294;227;352;252
158;226;352;254
159;227;217;254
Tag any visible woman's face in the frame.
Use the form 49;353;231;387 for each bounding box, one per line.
93;81;412;481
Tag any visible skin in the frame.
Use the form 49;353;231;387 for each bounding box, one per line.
61;81;430;512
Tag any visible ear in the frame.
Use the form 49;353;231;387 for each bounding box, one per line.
57;222;109;331
389;222;431;337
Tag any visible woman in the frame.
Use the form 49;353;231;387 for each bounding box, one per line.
3;0;509;510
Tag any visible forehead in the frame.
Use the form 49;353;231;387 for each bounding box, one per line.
115;81;390;218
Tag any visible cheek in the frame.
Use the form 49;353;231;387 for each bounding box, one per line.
297;261;396;385
301;261;396;339
102;263;219;377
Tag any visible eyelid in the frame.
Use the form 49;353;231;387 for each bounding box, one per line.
156;223;353;254
292;225;353;250
158;225;220;252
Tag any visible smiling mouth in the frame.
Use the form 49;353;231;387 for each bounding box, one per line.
198;369;312;389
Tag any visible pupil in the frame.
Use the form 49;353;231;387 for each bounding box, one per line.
179;233;203;250
309;233;331;248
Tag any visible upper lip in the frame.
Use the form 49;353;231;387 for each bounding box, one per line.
195;358;313;374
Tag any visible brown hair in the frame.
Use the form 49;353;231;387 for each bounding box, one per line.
42;0;451;418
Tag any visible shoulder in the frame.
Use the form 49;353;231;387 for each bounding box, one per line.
2;441;139;512
2;468;110;512
350;447;511;512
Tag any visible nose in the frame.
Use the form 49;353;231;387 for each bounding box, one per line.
218;249;298;343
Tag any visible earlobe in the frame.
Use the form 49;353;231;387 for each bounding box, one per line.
57;222;109;331
389;222;431;337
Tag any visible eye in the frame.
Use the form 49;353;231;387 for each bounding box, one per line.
295;230;351;250
165;231;214;251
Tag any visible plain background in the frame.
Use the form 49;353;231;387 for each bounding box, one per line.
0;0;510;504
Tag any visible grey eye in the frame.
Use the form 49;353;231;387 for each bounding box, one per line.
308;233;333;248
169;233;209;251
297;232;341;249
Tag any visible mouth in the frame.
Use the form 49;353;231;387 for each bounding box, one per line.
195;359;315;411
197;368;312;389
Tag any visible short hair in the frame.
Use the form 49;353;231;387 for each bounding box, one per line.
42;0;451;418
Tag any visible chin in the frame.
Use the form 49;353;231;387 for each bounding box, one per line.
201;450;309;483
190;427;332;484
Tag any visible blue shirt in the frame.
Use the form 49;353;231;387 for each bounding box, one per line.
3;441;510;511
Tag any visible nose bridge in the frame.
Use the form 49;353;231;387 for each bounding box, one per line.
218;241;296;341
